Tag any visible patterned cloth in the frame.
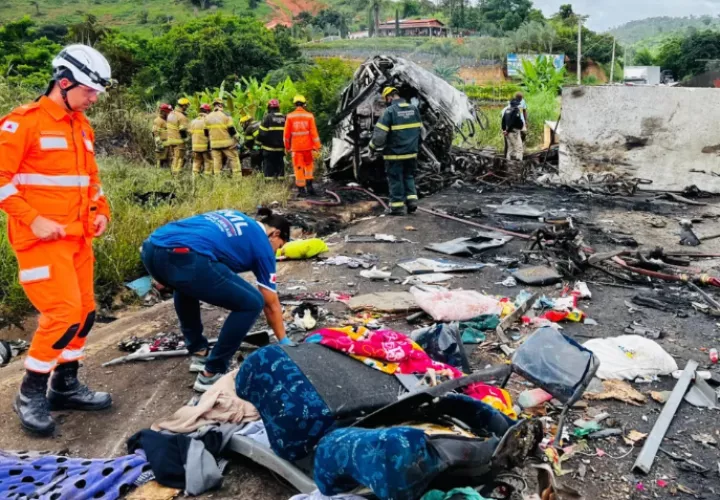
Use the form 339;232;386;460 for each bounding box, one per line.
0;450;149;500
235;345;337;461
306;327;517;419
314;427;441;500
306;327;464;377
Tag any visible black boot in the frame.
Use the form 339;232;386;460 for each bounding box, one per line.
14;371;55;436
306;180;317;196
48;361;112;411
407;202;418;214
297;186;308;198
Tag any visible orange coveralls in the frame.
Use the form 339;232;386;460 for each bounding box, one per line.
0;96;110;373
284;107;321;188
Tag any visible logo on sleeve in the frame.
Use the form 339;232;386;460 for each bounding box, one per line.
1;121;19;133
270;273;277;284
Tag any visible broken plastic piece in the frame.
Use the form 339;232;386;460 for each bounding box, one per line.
359;266;392;280
513;266;562;286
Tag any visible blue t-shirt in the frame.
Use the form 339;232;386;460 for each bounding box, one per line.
148;210;277;292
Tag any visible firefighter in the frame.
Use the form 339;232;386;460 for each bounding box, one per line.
369;87;423;216
284;95;321;196
206;98;240;176
258;99;286;180
240;115;263;172
167;97;190;175
152;103;172;169
190;103;212;176
0;44;113;436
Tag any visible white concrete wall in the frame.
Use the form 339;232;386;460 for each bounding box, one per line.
559;86;720;193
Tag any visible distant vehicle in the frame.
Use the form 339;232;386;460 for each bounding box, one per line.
624;66;661;85
661;70;675;85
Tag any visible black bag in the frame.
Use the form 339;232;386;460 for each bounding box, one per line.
503;107;523;132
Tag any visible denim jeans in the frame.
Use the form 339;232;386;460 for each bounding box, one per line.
141;241;264;374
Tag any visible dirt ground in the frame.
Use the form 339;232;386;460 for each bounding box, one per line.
2;184;720;499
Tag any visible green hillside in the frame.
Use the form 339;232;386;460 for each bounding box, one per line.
0;0;274;36
610;15;720;47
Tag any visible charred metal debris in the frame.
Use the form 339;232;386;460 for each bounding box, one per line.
328;55;557;194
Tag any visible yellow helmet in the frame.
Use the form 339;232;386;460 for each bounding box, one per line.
293;95;307;105
382;87;398;99
177;97;190;106
240;115;252;124
212;97;224;106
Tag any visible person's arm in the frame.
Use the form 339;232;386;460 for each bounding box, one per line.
283;115;292;151
0;114;65;240
369;108;392;152
259;286;286;342
310;115;321;151
83;124;110;235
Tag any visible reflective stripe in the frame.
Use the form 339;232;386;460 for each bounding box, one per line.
166;124;180;130
40;137;69;150
60;348;85;361
13;174;90;187
261;146;285;152
399;103;410;107
391;202;405;207
407;195;418;200
392;123;422;131
25;356;57;373
375;123;390;132
267;127;285;131
206;124;228;130
83;139;94;152
19;265;50;283
0;183;19;202
99;188;105;197
291;131;310;136
384;153;418;160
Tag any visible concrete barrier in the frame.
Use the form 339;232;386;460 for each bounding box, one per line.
559;85;720;193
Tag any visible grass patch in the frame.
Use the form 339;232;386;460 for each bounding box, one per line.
0;158;290;326
466;91;560;152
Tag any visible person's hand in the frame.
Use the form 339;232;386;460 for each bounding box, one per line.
278;337;296;346
30;216;66;241
94;215;109;237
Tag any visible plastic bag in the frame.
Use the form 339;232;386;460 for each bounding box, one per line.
411;323;470;372
410;286;502;322
277;238;328;260
583;335;678;380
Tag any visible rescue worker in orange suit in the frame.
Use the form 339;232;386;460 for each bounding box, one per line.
190;103;212;176
0;44;114;436
152;103;172;169
167;97;190;175
206;98;240;176
257;99;286;180
284;95;321;197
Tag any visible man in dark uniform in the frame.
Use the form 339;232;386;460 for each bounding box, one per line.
240;116;263;172
369;87;423;216
258;99;286;180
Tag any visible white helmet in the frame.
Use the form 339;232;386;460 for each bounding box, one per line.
52;44;112;92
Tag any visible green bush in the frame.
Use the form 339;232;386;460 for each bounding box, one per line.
0;158;290;326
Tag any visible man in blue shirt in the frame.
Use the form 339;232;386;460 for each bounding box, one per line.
141;208;291;392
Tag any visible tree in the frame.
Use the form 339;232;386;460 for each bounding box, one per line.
479;0;533;33
68;14;109;45
273;26;301;60
141;15;285;97
633;47;655;66
402;0;422;18
557;4;574;21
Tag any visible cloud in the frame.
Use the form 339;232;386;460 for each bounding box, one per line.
532;0;720;31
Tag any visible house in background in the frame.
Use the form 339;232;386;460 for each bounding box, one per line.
376;19;448;37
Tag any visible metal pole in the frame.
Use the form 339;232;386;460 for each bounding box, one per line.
610;37;616;82
577;18;583;84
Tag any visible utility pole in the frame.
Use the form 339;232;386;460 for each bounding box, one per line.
610;37;616;82
577;17;583;84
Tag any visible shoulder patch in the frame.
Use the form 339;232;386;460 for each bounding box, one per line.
1;120;19;133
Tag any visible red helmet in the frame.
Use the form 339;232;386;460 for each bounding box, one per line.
159;103;172;112
268;99;280;108
200;103;212;112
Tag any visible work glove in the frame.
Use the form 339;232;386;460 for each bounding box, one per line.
278;337;296;346
312;150;321;160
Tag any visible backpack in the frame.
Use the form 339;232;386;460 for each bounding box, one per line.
503;107;523;131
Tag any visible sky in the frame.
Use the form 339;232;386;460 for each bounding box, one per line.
532;0;720;31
